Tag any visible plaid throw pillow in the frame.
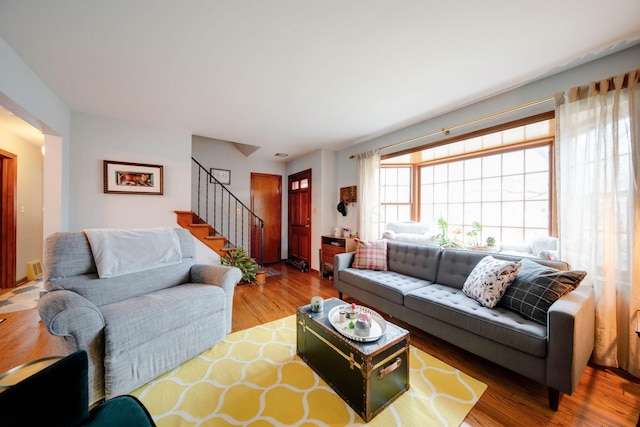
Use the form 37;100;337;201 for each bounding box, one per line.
500;258;586;325
352;239;388;271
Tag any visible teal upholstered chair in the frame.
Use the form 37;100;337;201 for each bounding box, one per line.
0;350;155;427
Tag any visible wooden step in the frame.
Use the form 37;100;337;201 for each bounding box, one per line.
186;223;214;240
175;210;229;257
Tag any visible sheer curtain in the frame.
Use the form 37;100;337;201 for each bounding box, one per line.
354;149;380;240
555;68;640;376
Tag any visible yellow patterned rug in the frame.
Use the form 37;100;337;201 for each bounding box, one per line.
132;316;486;426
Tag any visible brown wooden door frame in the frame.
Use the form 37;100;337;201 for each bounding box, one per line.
0;148;17;289
287;169;312;265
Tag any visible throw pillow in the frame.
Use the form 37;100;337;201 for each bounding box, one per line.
352;239;388;271
500;258;587;325
462;256;522;308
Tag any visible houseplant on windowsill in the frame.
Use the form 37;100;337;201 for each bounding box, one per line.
428;217;464;249
221;247;266;285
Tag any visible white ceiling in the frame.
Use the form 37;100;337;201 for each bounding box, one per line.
1;1;639;161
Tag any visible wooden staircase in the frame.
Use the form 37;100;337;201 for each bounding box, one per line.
175;210;230;257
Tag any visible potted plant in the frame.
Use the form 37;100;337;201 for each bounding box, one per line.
428;217;464;248
466;221;482;247
221;247;265;285
486;236;496;247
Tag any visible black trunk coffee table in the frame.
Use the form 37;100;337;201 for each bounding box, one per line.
296;297;410;422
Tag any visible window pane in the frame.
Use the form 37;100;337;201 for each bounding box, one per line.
434;164;448;183
449;161;464;181
448;181;463;203
502;175;524;201
503;151;524;176
398;167;411;184
525;200;549;228
525;172;548;200
525;146;549;173
482;177;501;201
481;202;501;226
465;158;482;180
433;183;447;203
464;202;481;225
502;202;523;227
449;203;463;224
464;179;481;202
482;155;501;177
421;166;433;184
397;185;411;203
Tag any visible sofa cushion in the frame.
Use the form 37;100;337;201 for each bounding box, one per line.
100;283;227;397
462;256;522;308
338;269;431;305
405;284;548;357
387;241;441;282
100;283;226;351
500;258;586;325
352;239;388;271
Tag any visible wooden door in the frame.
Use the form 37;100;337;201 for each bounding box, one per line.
250;173;282;264
0;149;17;289
288;169;311;265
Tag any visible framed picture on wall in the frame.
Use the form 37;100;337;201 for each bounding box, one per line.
103;160;164;195
210;168;231;185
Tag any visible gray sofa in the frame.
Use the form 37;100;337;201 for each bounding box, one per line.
37;228;242;404
334;240;595;410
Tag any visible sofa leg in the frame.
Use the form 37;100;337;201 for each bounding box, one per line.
548;388;561;411
338;292;343;299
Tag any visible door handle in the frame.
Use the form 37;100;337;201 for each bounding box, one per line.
305;225;310;228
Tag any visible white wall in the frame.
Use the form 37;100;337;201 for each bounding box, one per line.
68;113;192;230
191;135;287;258
0;37;70;234
0;128;43;279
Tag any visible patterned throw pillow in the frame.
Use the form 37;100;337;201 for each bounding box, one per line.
352;239;388;271
500;258;586;325
462;256;522;308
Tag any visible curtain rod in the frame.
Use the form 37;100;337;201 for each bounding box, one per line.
349;95;555;159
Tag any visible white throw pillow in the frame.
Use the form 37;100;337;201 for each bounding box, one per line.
462;256;522;308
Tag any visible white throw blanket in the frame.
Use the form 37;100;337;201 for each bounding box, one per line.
83;228;183;278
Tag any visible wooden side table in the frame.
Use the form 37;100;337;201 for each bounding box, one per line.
320;235;356;277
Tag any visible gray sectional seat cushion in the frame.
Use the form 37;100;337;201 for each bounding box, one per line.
38;228;242;404
333;240;595;410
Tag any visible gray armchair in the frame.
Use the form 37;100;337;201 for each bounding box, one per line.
37;228;242;404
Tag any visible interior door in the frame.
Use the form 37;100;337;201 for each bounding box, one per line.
288;169;311;265
0;149;17;289
250;173;282;264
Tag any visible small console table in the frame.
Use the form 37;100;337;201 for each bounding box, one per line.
320;235;356;277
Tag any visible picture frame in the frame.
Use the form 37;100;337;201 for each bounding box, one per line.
210;168;231;185
103;160;164;195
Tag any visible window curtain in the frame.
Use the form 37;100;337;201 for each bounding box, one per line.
354;149;380;240
555;68;640;376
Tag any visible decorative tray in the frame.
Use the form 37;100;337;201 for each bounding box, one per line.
328;305;386;342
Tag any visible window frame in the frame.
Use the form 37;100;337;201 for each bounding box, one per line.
380;112;557;240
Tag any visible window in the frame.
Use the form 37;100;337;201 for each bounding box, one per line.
378;166;412;237
380;114;554;246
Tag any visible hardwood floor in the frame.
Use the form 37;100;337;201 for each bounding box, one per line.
1;263;639;425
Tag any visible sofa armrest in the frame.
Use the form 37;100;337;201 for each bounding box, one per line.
37;290;105;346
334;252;355;273
190;264;242;333
546;284;595;395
